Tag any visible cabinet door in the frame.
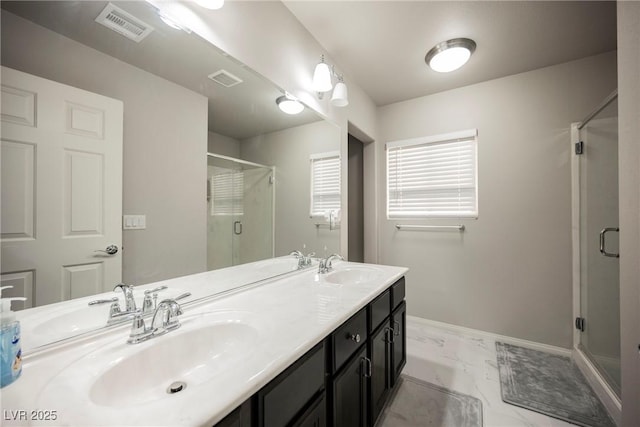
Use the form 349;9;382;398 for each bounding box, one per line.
333;347;369;427
293;394;326;427
370;320;392;426
391;302;407;386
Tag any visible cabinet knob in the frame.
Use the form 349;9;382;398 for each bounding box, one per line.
350;333;361;343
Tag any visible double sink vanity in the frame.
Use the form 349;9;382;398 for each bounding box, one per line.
2;257;407;427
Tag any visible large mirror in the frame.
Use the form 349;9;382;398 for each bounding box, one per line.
0;1;340;348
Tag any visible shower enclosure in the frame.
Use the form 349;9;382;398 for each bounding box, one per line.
572;90;620;401
207;153;274;270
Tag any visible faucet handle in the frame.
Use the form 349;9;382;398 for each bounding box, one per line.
141;286;168;314
88;296;118;306
109;301;122;317
127;314;152;345
144;285;168;295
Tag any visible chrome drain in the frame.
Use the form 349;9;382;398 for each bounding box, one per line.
167;381;187;394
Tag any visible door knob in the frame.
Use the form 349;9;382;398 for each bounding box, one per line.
95;245;119;255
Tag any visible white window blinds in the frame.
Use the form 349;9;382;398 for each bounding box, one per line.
310;152;341;216
387;129;478;218
210;170;244;216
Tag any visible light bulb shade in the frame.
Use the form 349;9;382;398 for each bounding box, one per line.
331;82;349;107
425;38;476;73
276;96;304;115
194;0;224;9
312;62;333;93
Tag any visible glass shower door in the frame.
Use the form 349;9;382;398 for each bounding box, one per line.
578;97;620;396
207;154;274;270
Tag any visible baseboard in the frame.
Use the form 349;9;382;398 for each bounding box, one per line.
407;315;572;356
573;348;622;426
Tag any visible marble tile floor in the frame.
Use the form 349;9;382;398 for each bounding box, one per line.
403;317;583;427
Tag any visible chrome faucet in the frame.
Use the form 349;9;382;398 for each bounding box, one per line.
127;298;184;344
141;285;168;314
101;283;139;325
290;250;315;269
113;283;137;313
318;253;344;274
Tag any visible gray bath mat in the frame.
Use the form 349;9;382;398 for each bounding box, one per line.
496;342;614;427
378;375;483;427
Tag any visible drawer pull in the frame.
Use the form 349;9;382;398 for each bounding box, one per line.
393;320;401;336
349;333;361;343
361;357;372;378
385;327;395;344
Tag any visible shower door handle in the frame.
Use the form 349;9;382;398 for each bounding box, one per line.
599;227;619;258
233;221;243;235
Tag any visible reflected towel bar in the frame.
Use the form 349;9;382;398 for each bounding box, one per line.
315;223;340;230
395;224;465;231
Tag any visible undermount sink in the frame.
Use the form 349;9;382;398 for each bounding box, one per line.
323;266;383;285
38;311;263;410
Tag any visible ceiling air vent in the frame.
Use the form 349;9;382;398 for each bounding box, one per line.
208;70;244;88
95;3;154;43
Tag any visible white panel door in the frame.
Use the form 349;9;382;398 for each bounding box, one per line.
1;66;123;307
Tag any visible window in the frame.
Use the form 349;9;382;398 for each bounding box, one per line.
310;151;341;216
210;170;244;216
387;129;477;218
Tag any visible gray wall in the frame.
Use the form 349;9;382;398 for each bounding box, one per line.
208;131;241;158
377;51;617;348
617;2;640;425
2;12;208;286
242;120;341;257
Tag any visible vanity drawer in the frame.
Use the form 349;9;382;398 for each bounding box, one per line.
331;308;367;373
258;343;325;427
368;290;391;333
391;277;406;310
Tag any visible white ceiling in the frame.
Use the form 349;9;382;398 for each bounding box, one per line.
284;1;617;106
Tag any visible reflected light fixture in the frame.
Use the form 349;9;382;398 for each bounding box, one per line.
425;38;476;73
311;55;349;107
194;0;224;10
276;94;304;115
312;55;333;93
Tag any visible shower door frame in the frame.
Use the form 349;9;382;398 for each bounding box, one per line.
207;153;276;267
570;89;621;424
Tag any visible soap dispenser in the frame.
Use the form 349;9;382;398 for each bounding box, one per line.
0;286;26;388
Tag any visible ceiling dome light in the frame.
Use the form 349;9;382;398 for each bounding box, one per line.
194;0;224;10
276;95;304;115
425;38;476;73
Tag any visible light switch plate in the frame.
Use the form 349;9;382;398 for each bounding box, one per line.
123;214;146;230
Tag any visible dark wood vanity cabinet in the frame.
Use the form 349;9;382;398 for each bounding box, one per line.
331;346;369;427
369;320;392;425
214;277;406;427
368;279;406;427
391;301;407;385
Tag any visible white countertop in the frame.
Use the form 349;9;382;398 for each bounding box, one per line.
16;256;304;352
1;261;407;426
